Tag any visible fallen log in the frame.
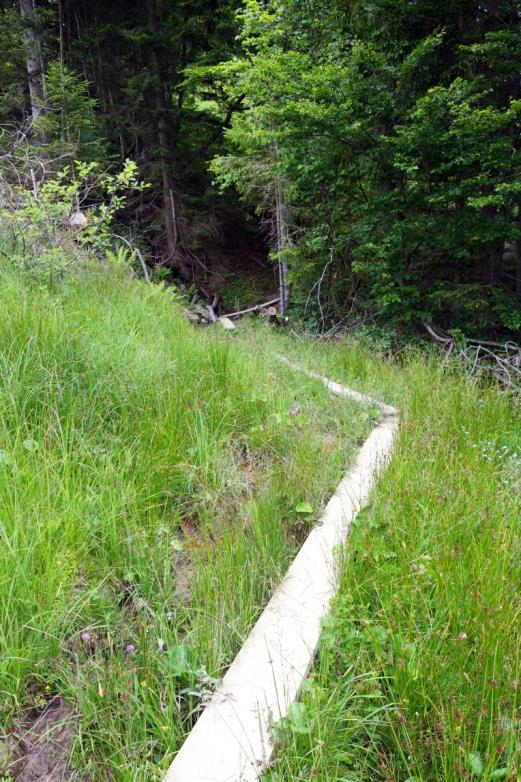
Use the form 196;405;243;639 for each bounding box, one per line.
226;297;280;319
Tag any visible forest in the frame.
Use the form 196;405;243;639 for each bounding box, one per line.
1;0;520;335
0;2;520;782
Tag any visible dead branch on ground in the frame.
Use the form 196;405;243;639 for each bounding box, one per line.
423;322;521;392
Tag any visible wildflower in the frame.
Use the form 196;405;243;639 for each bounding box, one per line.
80;631;91;643
125;643;136;655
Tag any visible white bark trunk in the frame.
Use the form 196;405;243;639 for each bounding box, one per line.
19;0;45;123
516;213;521;299
269;133;290;315
275;179;290;315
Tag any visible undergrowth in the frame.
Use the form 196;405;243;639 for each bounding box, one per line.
0;264;372;780
265;337;521;782
1;243;518;782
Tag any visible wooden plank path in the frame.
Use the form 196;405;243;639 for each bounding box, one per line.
164;358;398;782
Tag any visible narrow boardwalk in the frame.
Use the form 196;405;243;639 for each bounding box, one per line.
164;362;398;782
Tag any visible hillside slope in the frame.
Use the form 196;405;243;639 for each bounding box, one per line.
0;269;373;780
266;338;521;782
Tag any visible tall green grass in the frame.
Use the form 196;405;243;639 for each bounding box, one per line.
266;339;521;782
0;269;372;780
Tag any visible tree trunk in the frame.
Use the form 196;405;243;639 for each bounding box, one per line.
19;0;45;123
275;179;290;315
516;211;521;299
270;137;290;314
489;241;504;285
146;0;186;274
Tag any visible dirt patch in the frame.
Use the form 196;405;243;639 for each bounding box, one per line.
2;697;86;781
173;515;212;603
320;432;340;453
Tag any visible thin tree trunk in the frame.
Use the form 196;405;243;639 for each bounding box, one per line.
489;241;504;284
270;136;290;314
147;0;182;271
275;179;290;315
57;0;64;70
19;0;45;123
516;211;521;299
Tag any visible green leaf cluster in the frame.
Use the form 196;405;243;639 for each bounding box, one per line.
212;0;521;333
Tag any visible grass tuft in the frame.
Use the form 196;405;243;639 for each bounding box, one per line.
266;338;520;782
0;269;372;780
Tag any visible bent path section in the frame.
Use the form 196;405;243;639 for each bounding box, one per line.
164;359;399;782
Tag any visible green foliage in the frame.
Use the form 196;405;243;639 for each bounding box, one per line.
212;0;521;334
268;334;521;781
0;158;147;281
0;0;247;266
3;0;520;332
36;61;106;161
0;257;372;777
219;272;260;309
272;701;313;743
0;5;26;118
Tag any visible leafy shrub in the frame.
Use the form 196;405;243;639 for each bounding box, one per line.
0;159;147;283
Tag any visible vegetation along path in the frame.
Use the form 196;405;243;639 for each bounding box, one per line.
165;358;398;781
264;336;521;782
0;269;518;781
0;270;375;781
1;0;520;778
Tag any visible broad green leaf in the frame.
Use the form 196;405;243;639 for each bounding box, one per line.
168;644;199;678
286;702;311;734
272;701;313;741
465;752;484;777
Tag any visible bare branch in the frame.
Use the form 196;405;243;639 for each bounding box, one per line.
226;298;280;319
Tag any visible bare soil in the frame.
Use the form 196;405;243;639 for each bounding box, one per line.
2;697;87;782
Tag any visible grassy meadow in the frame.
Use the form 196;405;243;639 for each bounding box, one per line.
266;339;521;782
0;254;519;782
0;267;373;780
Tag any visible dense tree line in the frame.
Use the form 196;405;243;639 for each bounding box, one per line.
1;0;520;333
0;0;244;279
212;0;521;333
